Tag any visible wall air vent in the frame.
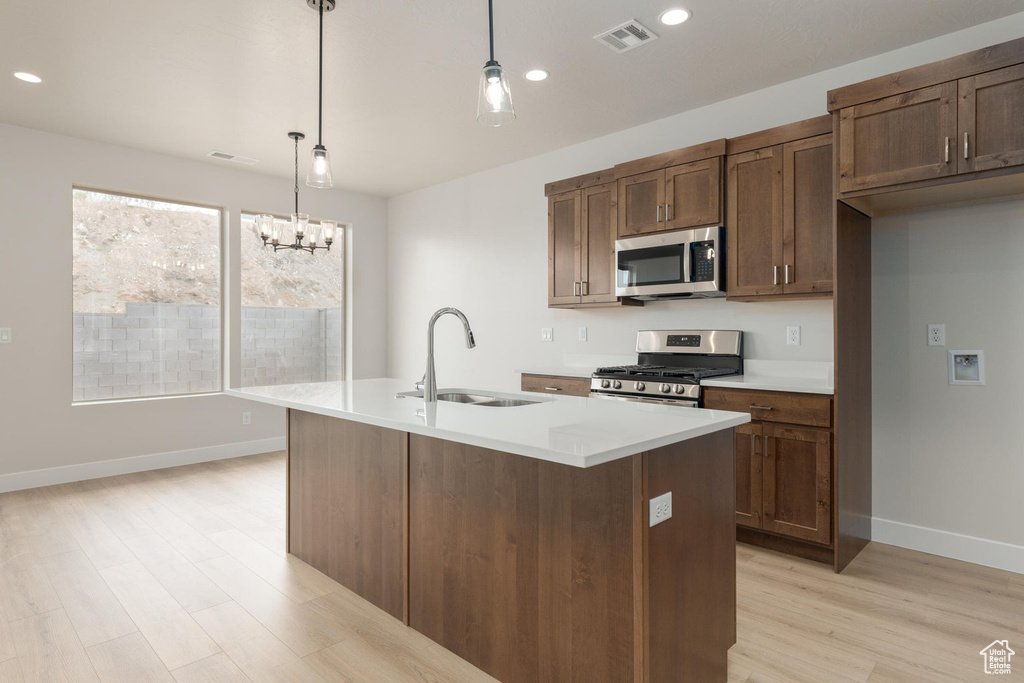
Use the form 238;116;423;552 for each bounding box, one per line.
594;20;658;53
207;150;260;166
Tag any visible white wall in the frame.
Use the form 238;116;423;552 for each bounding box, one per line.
872;200;1024;571
0;123;388;485
388;14;1024;570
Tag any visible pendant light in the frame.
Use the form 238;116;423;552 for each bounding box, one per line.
476;0;515;126
257;132;335;254
306;0;335;188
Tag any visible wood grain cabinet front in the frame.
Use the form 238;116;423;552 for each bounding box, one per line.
726;119;833;300
521;373;591;397
959;62;1024;173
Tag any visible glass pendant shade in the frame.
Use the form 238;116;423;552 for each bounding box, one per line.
255;214;274;239
306;145;334;188
291;212;309;240
320;220;338;245
477;61;515;126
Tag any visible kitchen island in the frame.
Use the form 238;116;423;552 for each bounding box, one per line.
228;378;749;683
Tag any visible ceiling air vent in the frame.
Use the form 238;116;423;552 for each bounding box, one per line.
594;20;658;53
207;150;260;166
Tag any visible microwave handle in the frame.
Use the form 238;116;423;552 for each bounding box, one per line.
683;241;692;284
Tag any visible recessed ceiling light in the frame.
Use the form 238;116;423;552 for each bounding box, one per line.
524;69;549;82
12;71;43;84
659;8;691;26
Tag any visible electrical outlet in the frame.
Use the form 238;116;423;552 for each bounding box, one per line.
578;326;588;342
927;323;946;346
541;328;553;342
0;328;10;344
242;412;252;426
787;325;801;346
649;491;672;527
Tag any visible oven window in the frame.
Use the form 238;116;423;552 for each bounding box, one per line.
617;245;687;287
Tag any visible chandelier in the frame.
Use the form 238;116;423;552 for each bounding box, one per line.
256;132;336;254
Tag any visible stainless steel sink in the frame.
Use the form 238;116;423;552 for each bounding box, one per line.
436;392;492;403
474;399;540;407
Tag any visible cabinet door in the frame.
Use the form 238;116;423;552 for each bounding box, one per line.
782;135;833;295
580;182;618;304
838;82;958;193
664;157;723;230
726;146;784;297
617;169;665;236
548;191;581;306
959;63;1024;173
762;425;831;545
734;423;763;529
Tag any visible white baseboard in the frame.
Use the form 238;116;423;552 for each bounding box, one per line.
872;517;1024;575
0;437;286;494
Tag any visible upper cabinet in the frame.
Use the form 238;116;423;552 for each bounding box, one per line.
829;37;1024;216
725;117;834;300
614;140;725;237
546;170;638;309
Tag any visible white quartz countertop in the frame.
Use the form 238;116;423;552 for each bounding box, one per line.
701;360;834;395
227;378;749;469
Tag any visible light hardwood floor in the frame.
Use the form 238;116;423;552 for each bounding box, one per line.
0;452;1020;682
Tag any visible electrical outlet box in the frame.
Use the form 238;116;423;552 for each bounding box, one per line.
541;328;553;342
649;491;672;527
578;326;588;342
927;323;946;346
0;328;10;344
787;326;801;346
242;412;252;425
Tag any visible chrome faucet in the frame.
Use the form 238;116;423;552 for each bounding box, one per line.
424;307;476;402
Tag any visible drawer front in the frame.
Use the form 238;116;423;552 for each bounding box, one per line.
702;387;832;428
521;374;592;398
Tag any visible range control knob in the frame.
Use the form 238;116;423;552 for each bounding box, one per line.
674;384;686;394
659;383;671;394
612;380;622;390
635;382;646;392
600;379;611;389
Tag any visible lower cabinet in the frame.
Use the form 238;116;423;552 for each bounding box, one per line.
521;372;591;397
706;387;833;548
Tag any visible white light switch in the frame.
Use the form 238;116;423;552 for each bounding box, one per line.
649;491;672;527
0;328;10;344
540;328;553;342
578;326;588;342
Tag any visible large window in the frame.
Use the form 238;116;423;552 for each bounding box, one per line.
240;213;345;387
72;189;222;402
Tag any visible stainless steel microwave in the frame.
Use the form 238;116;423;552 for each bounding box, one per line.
615;227;725;300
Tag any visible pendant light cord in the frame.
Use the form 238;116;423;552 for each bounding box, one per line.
318;0;324;146
294;135;300;214
488;0;495;62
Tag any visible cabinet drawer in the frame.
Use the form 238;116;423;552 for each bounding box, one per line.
703;387;832;428
521;374;591;398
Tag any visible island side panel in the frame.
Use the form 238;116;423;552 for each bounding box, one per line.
645;428;736;683
408;435;641;683
288;410;408;621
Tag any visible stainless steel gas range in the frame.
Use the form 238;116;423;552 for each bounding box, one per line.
590;330;743;408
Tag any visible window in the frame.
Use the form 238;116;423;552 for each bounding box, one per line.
72;189;222;402
240;213;345;387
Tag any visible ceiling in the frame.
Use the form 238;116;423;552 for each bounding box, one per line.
2;0;1023;197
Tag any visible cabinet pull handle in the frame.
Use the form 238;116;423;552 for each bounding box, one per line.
573;281;580;296
964;132;969;160
657;204;662;222
749;404;773;411
785;264;791;285
544;387;562;392
666;203;672;221
773;266;779;286
582;281;589;296
944;136;950;163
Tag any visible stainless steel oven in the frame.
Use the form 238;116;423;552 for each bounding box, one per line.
614;227;724;299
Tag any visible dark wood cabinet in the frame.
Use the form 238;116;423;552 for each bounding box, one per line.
521;373;591;397
704;387;833;550
838;82;958;193
615;140;725;238
959;62;1024;173
726;118;833;300
547;174;634;309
